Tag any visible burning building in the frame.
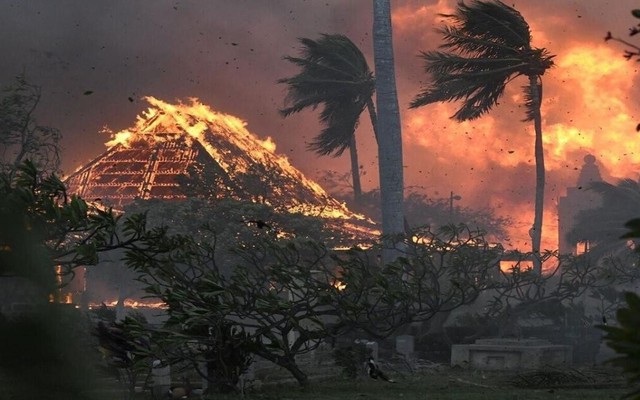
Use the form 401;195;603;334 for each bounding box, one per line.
63;96;379;311
65;96;378;243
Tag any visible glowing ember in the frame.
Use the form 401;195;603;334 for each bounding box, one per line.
332;280;347;291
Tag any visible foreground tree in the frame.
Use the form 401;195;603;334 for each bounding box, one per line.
410;0;554;274
0;161;149;289
93;315;153;400
126;222;503;387
373;0;405;262
0;74;62;177
0;161;151;399
600;292;640;400
127;232;362;387
604;9;640;63
464;251;604;341
279;34;377;203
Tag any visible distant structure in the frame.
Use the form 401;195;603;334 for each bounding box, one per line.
557;154;604;255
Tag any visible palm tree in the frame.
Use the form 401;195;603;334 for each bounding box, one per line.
568;179;640;258
373;0;405;262
279;34;377;203
409;0;554;274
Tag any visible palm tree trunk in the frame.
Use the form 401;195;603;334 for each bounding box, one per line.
366;97;379;143
529;75;545;275
373;0;405;263
349;134;363;203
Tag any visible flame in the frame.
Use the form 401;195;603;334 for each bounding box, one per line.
332;279;347;291
101;96;378;231
401;41;639;253
89;299;168;309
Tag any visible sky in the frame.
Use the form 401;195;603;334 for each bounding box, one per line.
1;0;638;251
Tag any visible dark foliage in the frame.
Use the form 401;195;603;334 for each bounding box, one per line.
600;292;640;399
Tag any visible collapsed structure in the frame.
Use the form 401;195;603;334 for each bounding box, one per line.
65;96;378;245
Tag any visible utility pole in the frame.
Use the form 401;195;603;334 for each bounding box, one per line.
450;191;462;219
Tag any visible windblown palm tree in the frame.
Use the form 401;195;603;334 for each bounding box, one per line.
279;34;377;203
410;0;554;273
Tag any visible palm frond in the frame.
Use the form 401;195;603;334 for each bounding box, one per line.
410;52;515;119
279;33;374;156
420;51;526;75
438;26;521;57
308;100;365;156
411;0;554;122
454;0;531;49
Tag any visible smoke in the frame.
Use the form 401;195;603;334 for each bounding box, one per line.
0;0;637;250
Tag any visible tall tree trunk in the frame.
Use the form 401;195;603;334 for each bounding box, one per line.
529;75;545;275
349;134;363;203
254;350;309;386
373;0;405;263
365;97;379;143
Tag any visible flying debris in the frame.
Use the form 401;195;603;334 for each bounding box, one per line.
367;357;395;383
128;97;134;102
83;90;94;95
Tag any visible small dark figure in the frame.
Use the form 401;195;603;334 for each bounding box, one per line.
367;357;395;383
245;219;271;230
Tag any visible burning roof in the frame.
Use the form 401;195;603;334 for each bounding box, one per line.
65;96;378;244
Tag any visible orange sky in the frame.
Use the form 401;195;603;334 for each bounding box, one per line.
1;0;638;252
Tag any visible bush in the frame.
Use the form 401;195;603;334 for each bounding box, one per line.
600;292;640;399
0;304;105;399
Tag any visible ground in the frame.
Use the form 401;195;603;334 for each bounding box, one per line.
1;364;628;399
209;365;627;400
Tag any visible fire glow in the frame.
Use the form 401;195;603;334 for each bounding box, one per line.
400;43;640;253
89;299;168;310
102;97;373;224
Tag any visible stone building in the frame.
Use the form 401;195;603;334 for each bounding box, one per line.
557;154;604;255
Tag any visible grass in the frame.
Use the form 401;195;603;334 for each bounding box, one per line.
231;367;627;400
0;365;628;400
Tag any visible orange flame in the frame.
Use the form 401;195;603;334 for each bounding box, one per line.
89;299;168;309
103;96;378;230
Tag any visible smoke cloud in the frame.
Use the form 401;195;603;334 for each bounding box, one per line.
1;0;637;250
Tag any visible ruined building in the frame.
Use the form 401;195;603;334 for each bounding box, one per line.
557;154;604;255
65;96;378;244
61;97;379;309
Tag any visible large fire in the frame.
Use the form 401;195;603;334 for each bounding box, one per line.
63;96;379;249
102;96;373;224
393;7;640;256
